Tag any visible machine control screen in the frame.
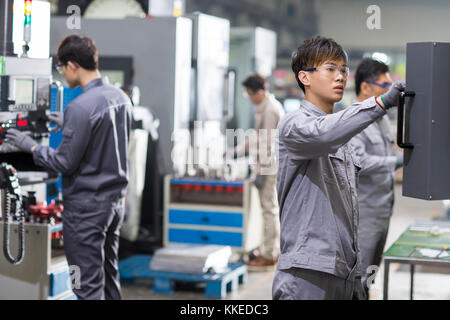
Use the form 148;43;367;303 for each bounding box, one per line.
14;78;34;104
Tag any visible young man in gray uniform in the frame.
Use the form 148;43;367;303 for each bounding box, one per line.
351;58;403;298
272;36;405;300
6;35;132;300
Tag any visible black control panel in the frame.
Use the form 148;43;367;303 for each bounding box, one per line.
0;111;49;142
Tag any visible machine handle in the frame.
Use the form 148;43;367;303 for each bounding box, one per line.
56;81;64;114
223;68;236;121
47;81;63;133
397;91;415;149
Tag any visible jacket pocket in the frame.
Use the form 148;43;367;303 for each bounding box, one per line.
324;151;346;186
351;152;362;176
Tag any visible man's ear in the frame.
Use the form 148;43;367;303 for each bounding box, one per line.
298;71;310;88
67;61;78;72
360;81;370;96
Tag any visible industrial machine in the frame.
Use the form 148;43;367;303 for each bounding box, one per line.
0;0;60;182
186;13;235;178
188;13;233;124
401;42;450;200
0;0;74;299
229;27;277;131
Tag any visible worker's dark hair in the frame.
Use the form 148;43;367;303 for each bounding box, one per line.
354;58;389;96
291;36;348;93
242;74;267;93
57;34;98;70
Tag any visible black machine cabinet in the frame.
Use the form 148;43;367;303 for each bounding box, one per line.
401;42;450;200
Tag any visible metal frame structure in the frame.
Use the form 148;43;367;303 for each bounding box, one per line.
383;256;450;300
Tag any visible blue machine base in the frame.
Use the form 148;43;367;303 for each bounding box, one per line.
118;254;248;299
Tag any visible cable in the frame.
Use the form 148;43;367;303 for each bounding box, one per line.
2;191;25;264
1;164;25;264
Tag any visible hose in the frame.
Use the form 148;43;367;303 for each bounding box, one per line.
2;187;25;265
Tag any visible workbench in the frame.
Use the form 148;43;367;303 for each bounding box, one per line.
382;220;450;300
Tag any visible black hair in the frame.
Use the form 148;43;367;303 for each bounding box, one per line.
354;58;389;96
291;36;348;93
57;34;98;70
242;74;266;92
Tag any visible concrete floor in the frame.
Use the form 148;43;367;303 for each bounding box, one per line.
121;184;450;300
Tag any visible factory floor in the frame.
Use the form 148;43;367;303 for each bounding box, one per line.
121;184;450;300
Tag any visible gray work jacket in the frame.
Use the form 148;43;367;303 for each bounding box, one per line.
351;115;396;220
276;97;386;279
33;78;132;203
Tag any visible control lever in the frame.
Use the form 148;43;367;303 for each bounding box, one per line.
0;112;50;143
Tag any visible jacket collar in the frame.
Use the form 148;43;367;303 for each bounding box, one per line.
301;99;327;116
82;77;104;93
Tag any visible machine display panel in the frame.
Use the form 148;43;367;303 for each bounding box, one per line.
14;78;34;104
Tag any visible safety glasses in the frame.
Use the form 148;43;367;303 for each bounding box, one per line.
303;64;349;78
56;63;66;74
367;81;392;88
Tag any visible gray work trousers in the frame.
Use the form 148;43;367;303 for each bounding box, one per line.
359;211;391;295
62;198;125;300
272;267;356;300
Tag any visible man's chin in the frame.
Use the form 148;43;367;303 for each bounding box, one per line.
331;92;344;102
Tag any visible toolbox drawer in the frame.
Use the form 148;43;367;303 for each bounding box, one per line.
168;228;243;247
168;209;243;228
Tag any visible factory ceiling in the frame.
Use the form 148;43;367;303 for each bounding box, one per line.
52;0;318;58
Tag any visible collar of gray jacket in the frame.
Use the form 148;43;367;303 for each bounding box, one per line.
301;99;327;116
82;77;104;92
